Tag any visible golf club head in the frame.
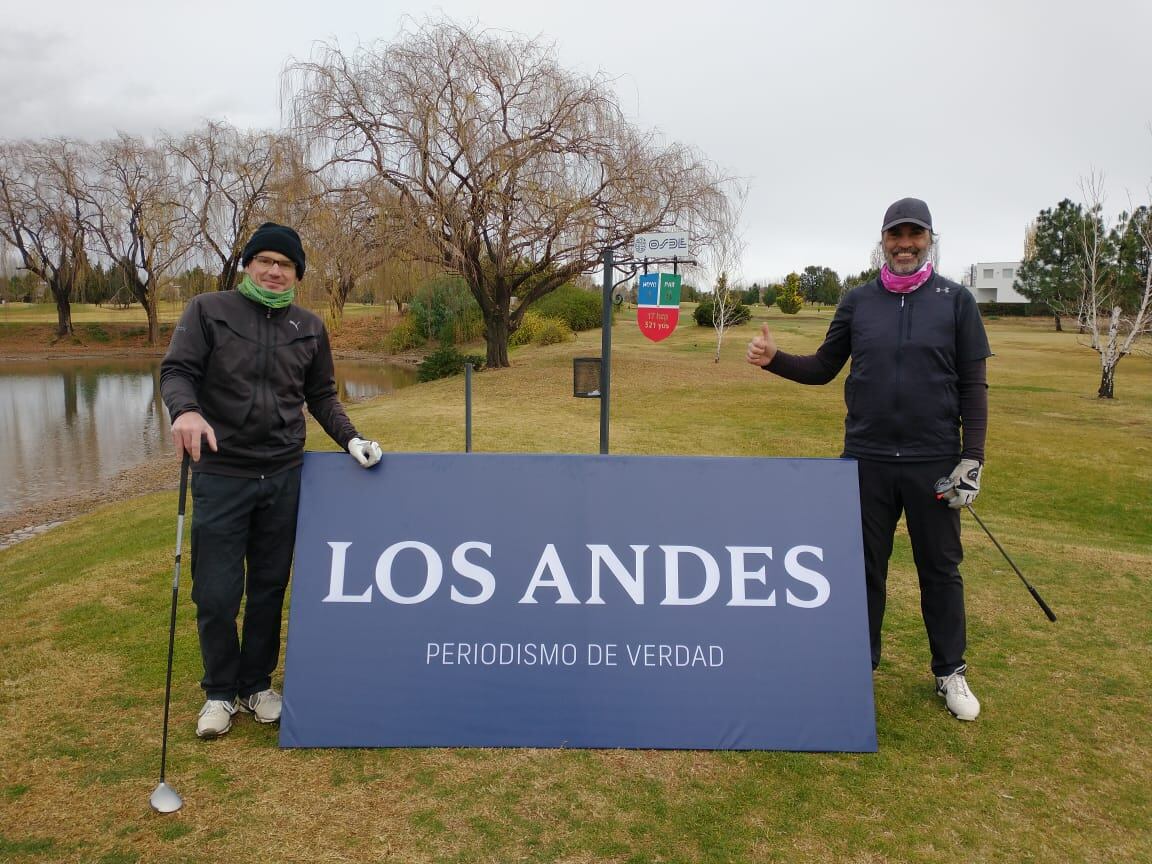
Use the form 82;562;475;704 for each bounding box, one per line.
150;781;183;813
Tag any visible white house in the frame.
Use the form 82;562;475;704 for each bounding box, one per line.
961;262;1028;303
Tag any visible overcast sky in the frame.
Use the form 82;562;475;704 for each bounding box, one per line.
3;0;1150;283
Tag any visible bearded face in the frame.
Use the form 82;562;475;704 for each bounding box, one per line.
882;224;933;274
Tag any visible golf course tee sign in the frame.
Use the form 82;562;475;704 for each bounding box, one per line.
637;272;682;342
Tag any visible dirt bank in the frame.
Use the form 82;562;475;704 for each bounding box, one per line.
0;458;178;542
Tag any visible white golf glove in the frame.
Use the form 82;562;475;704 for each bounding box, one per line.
944;458;982;509
347;437;383;469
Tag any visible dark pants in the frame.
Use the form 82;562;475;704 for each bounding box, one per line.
190;468;301;701
857;458;966;677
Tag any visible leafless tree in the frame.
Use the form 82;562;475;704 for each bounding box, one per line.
376;242;441;313
285;19;733;367
1076;174;1152;398
302;181;396;321
84;134;194;345
166;121;289;292
697;188;748;362
0;139;89;336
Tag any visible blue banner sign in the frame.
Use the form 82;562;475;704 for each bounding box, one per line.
281;453;876;751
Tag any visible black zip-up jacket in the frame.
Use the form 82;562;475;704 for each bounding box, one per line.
766;273;991;462
160;290;359;477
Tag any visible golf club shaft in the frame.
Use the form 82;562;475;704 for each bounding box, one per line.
965;504;1057;622
158;452;191;783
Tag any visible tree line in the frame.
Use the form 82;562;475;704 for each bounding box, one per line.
0;124;443;345
0;20;740;367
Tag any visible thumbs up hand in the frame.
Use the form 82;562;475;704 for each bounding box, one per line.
746;323;778;368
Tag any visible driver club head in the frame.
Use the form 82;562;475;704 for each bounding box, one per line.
150;781;183;813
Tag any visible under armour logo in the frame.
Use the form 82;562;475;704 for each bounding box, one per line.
936;285;951;294
289;320;301;331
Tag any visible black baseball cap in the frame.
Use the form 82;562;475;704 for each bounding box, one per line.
881;198;933;233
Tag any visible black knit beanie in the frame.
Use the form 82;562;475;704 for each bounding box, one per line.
241;222;306;279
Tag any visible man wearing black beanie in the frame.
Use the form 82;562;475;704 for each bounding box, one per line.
240;222;307;280
160;222;384;739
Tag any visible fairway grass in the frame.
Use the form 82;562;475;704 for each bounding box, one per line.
1;307;1149;863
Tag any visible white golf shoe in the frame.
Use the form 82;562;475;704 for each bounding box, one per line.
196;699;237;738
239;688;282;724
935;665;980;721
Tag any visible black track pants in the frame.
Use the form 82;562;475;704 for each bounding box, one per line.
856;458;967;677
190;467;301;701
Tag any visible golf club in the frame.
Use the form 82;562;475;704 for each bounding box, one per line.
934;477;1057;622
964;504;1057;622
150;451;191;814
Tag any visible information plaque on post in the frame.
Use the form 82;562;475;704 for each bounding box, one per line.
280;452;876;752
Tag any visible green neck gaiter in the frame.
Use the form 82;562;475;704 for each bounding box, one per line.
237;273;295;309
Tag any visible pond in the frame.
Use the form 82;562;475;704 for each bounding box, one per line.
0;357;418;516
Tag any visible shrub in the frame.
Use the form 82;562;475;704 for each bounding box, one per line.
977;301;1049;317
437;307;485;345
776;276;804;315
387;316;426;353
510;311;574;347
533;316;573;345
529;283;603;331
693;299;752;327
417;346;486;382
777;292;803;315
409;276;483;345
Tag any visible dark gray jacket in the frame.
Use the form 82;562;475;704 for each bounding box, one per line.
160;290;358;477
767;273;991;461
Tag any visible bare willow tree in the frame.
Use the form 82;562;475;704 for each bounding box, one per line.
1075;174;1152;398
301;179;406;322
376;240;442;313
0;139;89;336
285;19;732;367
167;121;290;292
84;134;194;345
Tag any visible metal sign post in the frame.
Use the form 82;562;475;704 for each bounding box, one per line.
600;246;613;454
595;232;697;454
464;363;473;453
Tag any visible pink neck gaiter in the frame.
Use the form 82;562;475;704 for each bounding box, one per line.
880;261;933;294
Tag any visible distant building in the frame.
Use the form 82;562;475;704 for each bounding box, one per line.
961;262;1027;303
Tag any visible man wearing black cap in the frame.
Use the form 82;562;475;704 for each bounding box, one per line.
746;198;990;721
161;222;384;738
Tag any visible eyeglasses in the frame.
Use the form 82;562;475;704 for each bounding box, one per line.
252;255;296;274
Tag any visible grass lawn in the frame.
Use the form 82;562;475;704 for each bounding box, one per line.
0;306;1149;863
0;302;398;355
0;302;186;325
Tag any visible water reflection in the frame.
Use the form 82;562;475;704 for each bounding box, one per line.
335;359;419;402
0;357;418;515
